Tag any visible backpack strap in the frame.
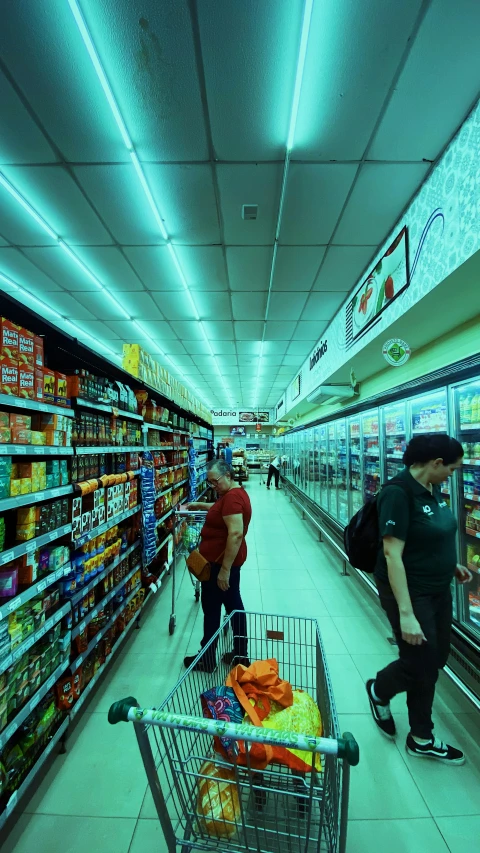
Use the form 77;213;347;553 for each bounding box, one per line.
380;476;415;528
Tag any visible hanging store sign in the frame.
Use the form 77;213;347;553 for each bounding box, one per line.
211;409;271;425
382;338;411;367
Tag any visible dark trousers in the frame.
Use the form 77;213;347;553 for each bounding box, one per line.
200;564;248;662
375;580;452;739
267;465;280;488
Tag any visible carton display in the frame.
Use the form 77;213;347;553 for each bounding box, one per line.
43;368;56;403
55;372;67;406
0;360;18;395
18;364;35;399
0;318;20;362
34;336;44;368
18;328;34;366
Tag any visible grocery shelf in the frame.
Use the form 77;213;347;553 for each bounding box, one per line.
155;485;172;499
0;601;71;677
147;445;173;451
156;508;173;528
0;562;72;622
466;528;480;540
465;494;480;503
71;563;140;639
72;504;141;549
0;656;70;750
174;478;189;489
70;583;141;672
0;484;73;513
0;523;72;567
197;485;210;501
143;422;171;433
154;532;172;558
464;459;480;466
75;445;142;455
74;398;143;421
71;541;140;606
460;424;480;431
0;394;75;418
0;716;70;829
0;445;74;456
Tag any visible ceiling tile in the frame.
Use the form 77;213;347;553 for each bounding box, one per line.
167;354;195;368
334;163;430;245
22;246;106;292
123;246;184;291
144;164;220;245
273;246;327;291
0;72;57;164
232;292;266;321
42;292;97;321
0;247;64;293
234;321;264;340
280;164;357;244
267;292;309;322
226;247;271;290
182;340;211;355
295;321;328;340
287;340;316;356
73;289;159;321
263;341;289;355
0;188;58;247
175;246;228;291
211;340;236;355
217;165;282;245
151;291;196;321
157;340;186;355
195;292;231;321
131;320;177;340
300;292;346;321
313;245;375;294
170;321;204;341
220;355;239;366
264;322;297;340
282;355;304;366
369;0;480;161
294;0;421;159
71;320;121;341
236;341;261;354
2;165;112;246
74;246;145;291
202;321;235;340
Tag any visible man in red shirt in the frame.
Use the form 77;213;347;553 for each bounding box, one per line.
184;459;252;672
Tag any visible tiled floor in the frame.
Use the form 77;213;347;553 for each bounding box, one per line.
4;479;480;852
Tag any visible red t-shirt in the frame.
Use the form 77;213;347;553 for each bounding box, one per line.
199;488;252;567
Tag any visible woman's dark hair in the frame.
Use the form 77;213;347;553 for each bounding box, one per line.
207;459;233;478
403;434;464;467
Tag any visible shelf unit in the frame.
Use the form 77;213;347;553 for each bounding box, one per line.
0;395;75;417
0;523;72;568
71;563;140;639
0;656;70;751
70;541;140;607
74;398;143;421
0;445;74;457
70;584;141;672
0;485;73;513
0;601;71;677
72;505;141;549
75;445;142;455
0;563;72;622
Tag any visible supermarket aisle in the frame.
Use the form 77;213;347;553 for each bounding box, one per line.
4;479;480;853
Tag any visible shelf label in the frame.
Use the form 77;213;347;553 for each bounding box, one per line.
29;694;41;712
16;399;26;408
48;531;57;541
15;447;27;454
36;491;45;501
39;404;48;412
79;621;86;634
25;540;37;553
33;447;44;454
92;609;98;619
7;596;21;613
1;654;12;671
46;675;55;690
6;790;18;814
5;722;18;740
36;580;47;593
0;447;7;455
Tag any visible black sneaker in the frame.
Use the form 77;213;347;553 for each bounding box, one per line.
366;679;396;739
406;734;465;765
183;654;216;673
222;651;250;668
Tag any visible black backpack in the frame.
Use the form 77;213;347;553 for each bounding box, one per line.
343;478;413;573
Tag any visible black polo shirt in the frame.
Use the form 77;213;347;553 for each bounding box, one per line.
375;467;458;594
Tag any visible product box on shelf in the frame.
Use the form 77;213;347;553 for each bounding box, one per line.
34;335;44;368
55;372;68;406
0;359;19;395
18;327;34;367
34;368;44;401
0;317;21;361
18;364;35;399
43;368;56;403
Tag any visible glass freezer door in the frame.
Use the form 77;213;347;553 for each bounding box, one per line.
409;389;448;436
382;401;407;481
319;425;328;510
306;427;314;499
313;426;320;505
327;422;338;517
337;419;348;525
454;379;480;640
362;410;380;502
348;416;363;517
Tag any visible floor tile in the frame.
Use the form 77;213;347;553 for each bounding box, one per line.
258;569;317;589
394;712;480;817
339;714;430;820
332;615;392;655
262;589;329;619
347;817;450;853
326;654;372;714
316;617;349;654
435;815;480;853
92;652;185;712
322;584;379;618
1;815;136;853
129;818;170;853
24;712;149;818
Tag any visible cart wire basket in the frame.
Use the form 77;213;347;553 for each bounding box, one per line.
174;509;208;603
109;611;359;853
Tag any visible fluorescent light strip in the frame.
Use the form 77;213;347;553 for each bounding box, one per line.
57;241;103;289
0;173;58;241
69;2;221;392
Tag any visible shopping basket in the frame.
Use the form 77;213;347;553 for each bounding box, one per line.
109;611;359;853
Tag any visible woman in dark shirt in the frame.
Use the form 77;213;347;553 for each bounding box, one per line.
367;435;471;764
184;459;251;673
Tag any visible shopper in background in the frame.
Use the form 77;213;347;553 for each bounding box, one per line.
224;442;233;466
366;434;471;764
184;459;251;672
266;454;281;490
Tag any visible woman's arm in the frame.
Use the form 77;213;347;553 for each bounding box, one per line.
383;536;427;646
217;513;244;591
186;501;214;511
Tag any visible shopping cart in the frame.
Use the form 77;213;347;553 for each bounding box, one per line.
109;611;359;853
173;509;207;603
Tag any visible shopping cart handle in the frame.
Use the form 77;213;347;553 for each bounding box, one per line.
107;700;360;766
339;732;360;767
108;696;139;725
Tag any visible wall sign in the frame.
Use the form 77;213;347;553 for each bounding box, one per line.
309;340;328;370
290;373;301;401
382;338;411;367
211;409;271;425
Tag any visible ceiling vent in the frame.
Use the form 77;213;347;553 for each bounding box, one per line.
242;204;258;220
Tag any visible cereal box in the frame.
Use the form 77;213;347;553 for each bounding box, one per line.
18;365;35;400
0;318;20;362
18;328;34;367
34;335;44;368
0;360;18;395
55;372;67;406
34;368;44;402
43;368;56;403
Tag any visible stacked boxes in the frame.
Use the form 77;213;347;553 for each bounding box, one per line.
0;413;72;447
0;457;69;499
0;318;47;401
71;480;138;542
15;497;69;541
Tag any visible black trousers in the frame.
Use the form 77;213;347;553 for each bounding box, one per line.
267;465;280;488
200;563;248;662
375;580;452;739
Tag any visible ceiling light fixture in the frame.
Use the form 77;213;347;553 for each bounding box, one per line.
0;173;58;242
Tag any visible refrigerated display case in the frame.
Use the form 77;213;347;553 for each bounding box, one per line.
382;401;407;481
337;419;348;525
306;427;315;500
327;422;337;518
409;389;448;435
313;426;320;505
453;379;480;640
348;416;363;517
319;425;328;510
362;410;380;502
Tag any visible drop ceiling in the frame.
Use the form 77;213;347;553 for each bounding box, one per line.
0;0;479;410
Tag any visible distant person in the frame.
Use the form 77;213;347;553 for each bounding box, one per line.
293;458;300;484
366;434;471;765
224;443;233;466
267;455;281;490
